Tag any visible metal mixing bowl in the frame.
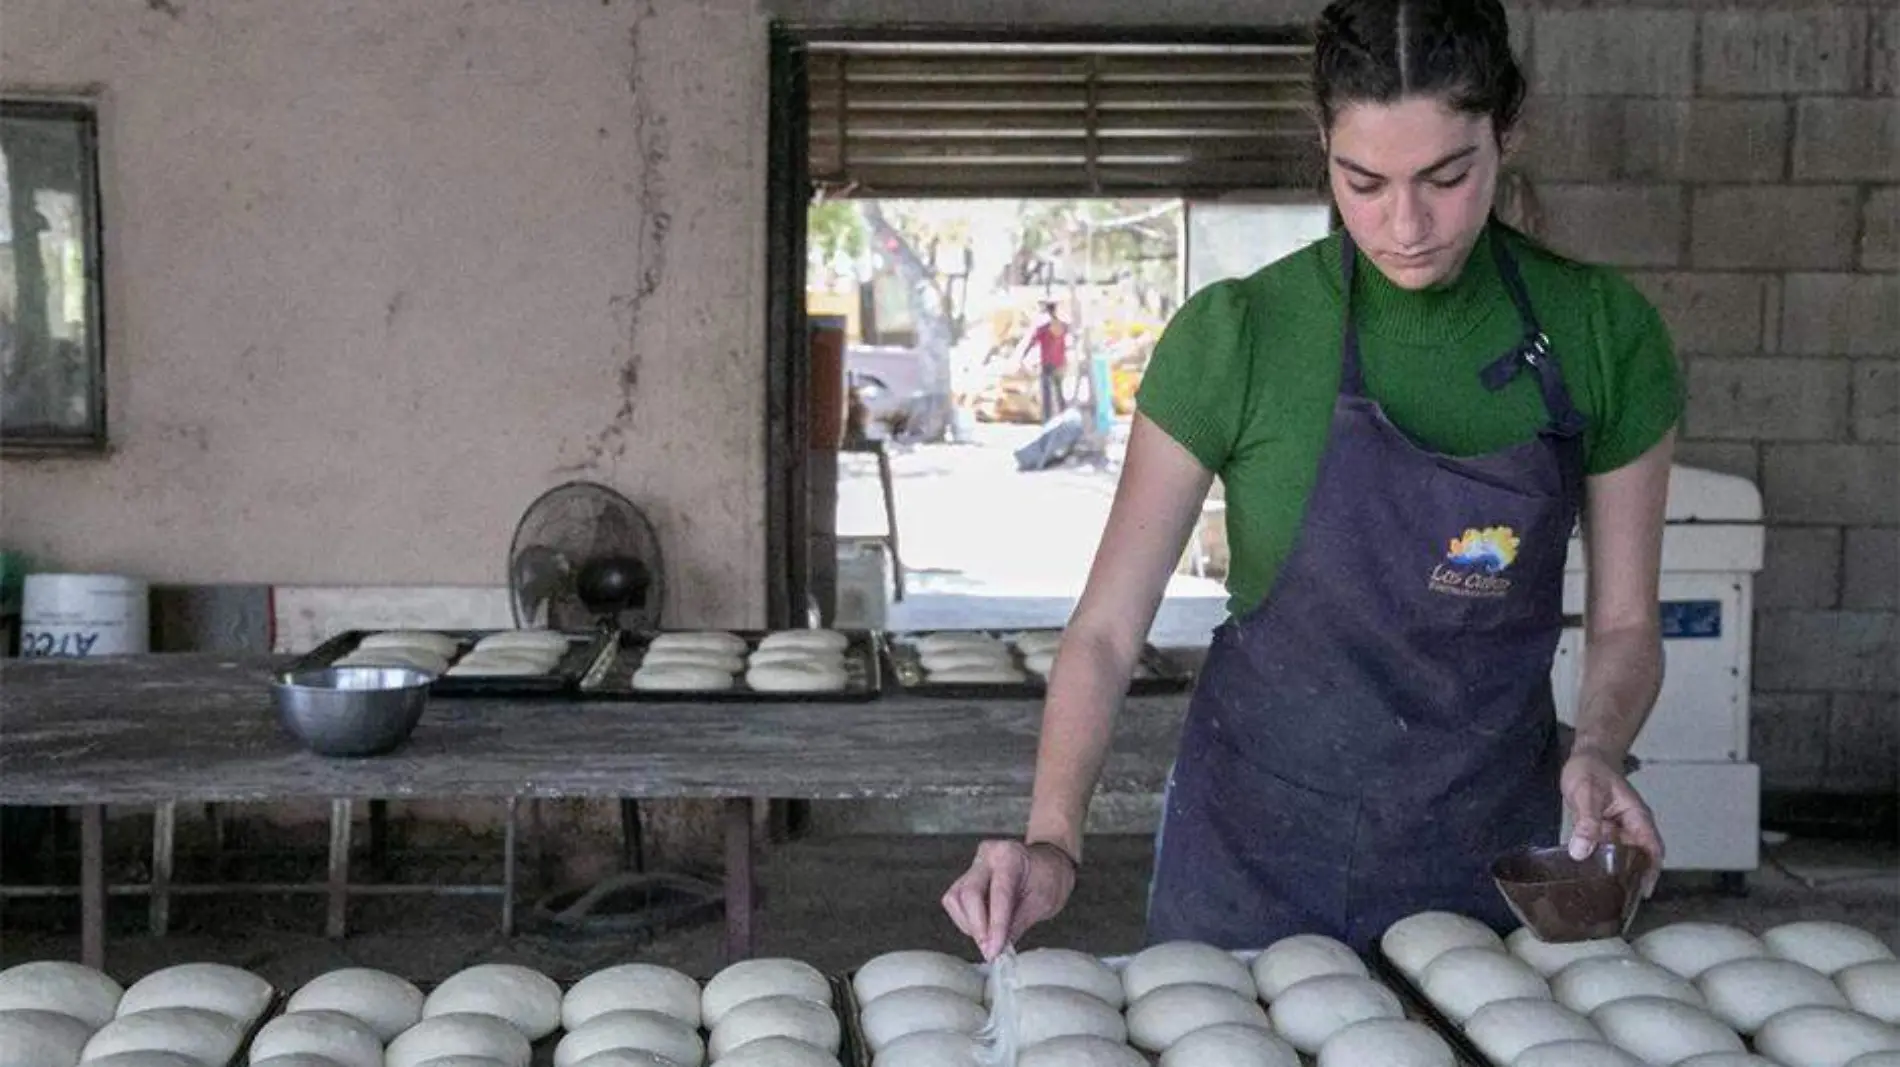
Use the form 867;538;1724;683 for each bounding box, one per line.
272;667;433;757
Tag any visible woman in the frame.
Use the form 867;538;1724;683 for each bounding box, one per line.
943;0;1681;959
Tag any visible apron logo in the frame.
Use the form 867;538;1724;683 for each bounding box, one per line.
1431;526;1519;598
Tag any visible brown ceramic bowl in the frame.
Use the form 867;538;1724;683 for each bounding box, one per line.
1491;843;1651;942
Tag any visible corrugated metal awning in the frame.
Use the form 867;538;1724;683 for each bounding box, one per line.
807;41;1321;198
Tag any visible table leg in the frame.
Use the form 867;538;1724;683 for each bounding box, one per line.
325;799;351;939
80;805;105;970
723;798;757;963
149;801;175;937
876;445;905;601
501;797;518;937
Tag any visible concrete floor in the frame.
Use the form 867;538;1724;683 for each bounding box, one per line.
3;832;1894;987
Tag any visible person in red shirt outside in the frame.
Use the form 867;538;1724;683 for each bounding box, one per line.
1015;300;1070;423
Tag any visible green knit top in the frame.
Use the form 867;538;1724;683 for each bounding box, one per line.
1136;223;1684;618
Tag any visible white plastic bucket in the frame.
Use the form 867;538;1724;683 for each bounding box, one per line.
20;573;150;658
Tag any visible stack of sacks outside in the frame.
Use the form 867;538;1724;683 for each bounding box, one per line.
332;631;462;675
0;961;124;1067
912;633;1026;685
53;962;274;1067
445;631;574;678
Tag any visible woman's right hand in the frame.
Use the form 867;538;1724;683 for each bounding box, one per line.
941;839;1078;961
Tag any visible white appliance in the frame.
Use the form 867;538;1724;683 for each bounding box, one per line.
1551;464;1766;878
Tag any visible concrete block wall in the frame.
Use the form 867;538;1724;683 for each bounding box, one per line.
1521;4;1897;796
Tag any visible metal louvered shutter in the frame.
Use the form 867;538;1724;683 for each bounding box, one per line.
808;41;1321;198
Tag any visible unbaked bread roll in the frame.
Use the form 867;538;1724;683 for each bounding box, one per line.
563;963;701;1030
757;629;849;653
1845;1054;1900;1067
632;664;735;691
335;648;448;673
1381;911;1506;979
1421;946;1550;1023
474;630;571;651
249;1055;353;1067
1589;996;1744;1063
1122;941;1254;1003
0;960;123;1030
82;1007;246;1066
702;960;831;1029
1764;921;1898;977
1509;929;1636;978
648;631;748;656
708;995;840;1060
1754;1006;1900;1067
1011;631;1064;656
1315;1018;1454;1067
1633;923;1767;980
1019;985;1130;1048
360;632;462;657
1022;1034;1147;1067
1552;957;1705;1015
1672;1055;1783;1067
1022;651;1057;676
251;1010;382;1067
78;1055;212;1067
1839;961;1900;1024
1159;1021;1300;1067
552;1008;704;1067
859;986;985;1052
925;665;1027;684
1006;949;1122;1008
284;968;423;1042
1252;933;1367;1001
423;964;561;1041
919;646;1013;672
746;661;849;692
1268;974;1404;1055
1511;1041;1645;1067
446;656;557;677
118;963;273;1024
716;1038;839;1067
1465;998;1601;1063
641;649;746;674
1698;956;1849;1032
870;1029;978;1067
915;633;1005;656
1126;982;1264;1052
386;1013;532;1067
853;951;983;1005
748;647;846;670
558;1054;679;1067
0;1008;91;1067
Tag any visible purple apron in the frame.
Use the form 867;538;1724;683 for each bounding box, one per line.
1147;227;1587;951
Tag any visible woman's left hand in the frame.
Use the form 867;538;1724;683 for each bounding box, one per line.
1560;748;1664;895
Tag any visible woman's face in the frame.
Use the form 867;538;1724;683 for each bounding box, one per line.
1326;95;1503;291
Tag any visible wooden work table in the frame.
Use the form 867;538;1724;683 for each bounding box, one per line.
0;653;1194;968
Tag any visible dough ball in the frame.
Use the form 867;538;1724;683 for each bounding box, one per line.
702;959;830;1028
286;968;425;1043
1159;1021;1300;1067
1509;929;1636;978
335;648;448;672
745;662;849;693
553;1008;704;1067
1005;949;1121;1008
859;986;985;1052
748;647;845;670
1765;922;1898;977
1673;1056;1783;1067
715;1036;841;1067
1267;974;1403;1055
915;633;1006;656
632;664;735;691
1511;1041;1646;1067
854;951;982;1005
925;665;1027;684
474;629;571;650
1315;1018;1455;1067
423;964;561;1041
82;1007;245;1066
1381;911;1506;979
1421;946;1550;1023
386;1014;533;1067
648;631;748;656
1022;1034;1147;1067
1697;956;1849;1033
1552;957;1705;1015
1252;934;1367;1001
559;1054;679;1067
1122;941;1255;1003
1839;961;1900;1025
919;647;1014;672
1022;651;1057;676
251;1010;383;1067
445;656;555;677
1754;1006;1900;1067
1846;1055;1900;1067
870;1029;979;1067
77;1055;210;1067
1466;998;1601;1064
708;995;840;1060
0;961;123;1030
0;1008;91;1066
757;629;849;653
360;631;461;656
564;963;701;1030
118;963;273;1023
1011;631;1064;656
250;1056;351;1067
1017;986;1129;1047
1633;923;1767;980
1589;996;1744;1064
640;649;746;674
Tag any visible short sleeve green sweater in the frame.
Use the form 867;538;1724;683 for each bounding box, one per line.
1136;223;1684;619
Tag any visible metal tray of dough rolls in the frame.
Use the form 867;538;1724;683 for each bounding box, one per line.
1369;946;1505;1067
882;629;1193;700
284;629;615;697
578;629;885;702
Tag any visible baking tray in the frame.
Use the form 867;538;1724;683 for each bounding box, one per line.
833;973;871;1067
579;630;885;702
283;630;615;697
881;630;1194;699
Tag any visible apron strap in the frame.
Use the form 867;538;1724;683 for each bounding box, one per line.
1481;227;1589;439
1339;232;1368;398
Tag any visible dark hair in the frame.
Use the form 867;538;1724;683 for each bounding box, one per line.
1312;0;1526;138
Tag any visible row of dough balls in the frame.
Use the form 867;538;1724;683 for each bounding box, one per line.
907;631;1063;685
336;630;573;677
1382;911;1900;1067
0;960;273;1067
631;630;852;693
